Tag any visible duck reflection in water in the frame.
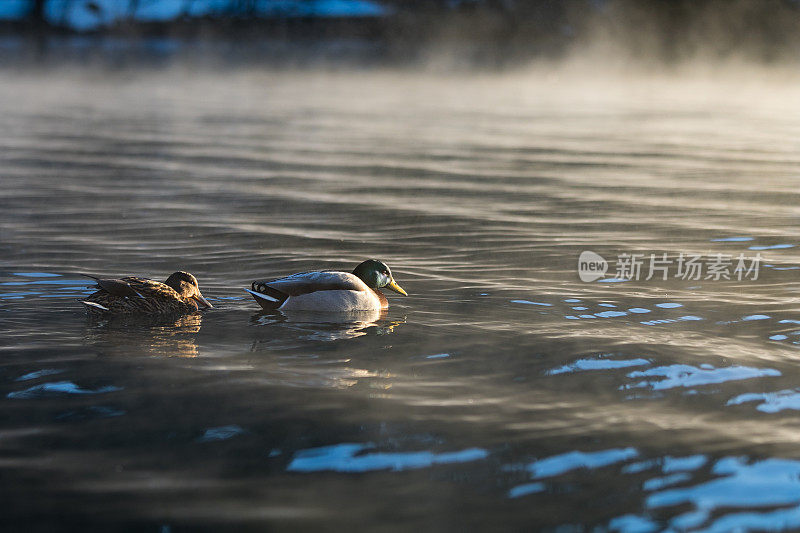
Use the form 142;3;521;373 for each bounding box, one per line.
246;308;403;390
250;307;405;343
84;312;203;358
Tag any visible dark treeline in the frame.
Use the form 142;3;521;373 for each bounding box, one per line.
8;0;800;65
388;0;800;63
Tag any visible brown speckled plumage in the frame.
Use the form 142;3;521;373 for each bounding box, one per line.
82;272;211;316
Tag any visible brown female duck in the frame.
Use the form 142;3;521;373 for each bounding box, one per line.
81;271;212;316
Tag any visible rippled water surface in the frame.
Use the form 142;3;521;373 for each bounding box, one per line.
3;69;800;531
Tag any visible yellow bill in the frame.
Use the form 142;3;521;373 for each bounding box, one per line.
385;278;408;296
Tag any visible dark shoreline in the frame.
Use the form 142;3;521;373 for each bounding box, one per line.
0;16;570;70
4;0;800;69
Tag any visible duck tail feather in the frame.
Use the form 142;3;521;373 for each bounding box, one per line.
81;301;110;311
244;287;287;310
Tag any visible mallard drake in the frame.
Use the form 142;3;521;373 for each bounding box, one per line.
81;271;212;315
245;259;408;312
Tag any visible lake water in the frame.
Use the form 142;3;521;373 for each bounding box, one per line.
2;68;800;531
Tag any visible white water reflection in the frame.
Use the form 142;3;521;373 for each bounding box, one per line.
548;355;784;396
507;482;546;498
648;456;800;530
663;455;708;473
7;381;122;399
640;315;702;326
547;356;650;375
196;425;247;442
728;389;800;412
695;506;800;532
742;314;771;321
642;473;691;491
623;364;780;391
523;448;638;479
623;454;707;475
608;514;659;533
250;308;402;342
15;368;66;381
287;443;488;473
749;244;794;250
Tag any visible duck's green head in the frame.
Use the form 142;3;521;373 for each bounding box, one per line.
165;271;213;309
352;259;408;296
